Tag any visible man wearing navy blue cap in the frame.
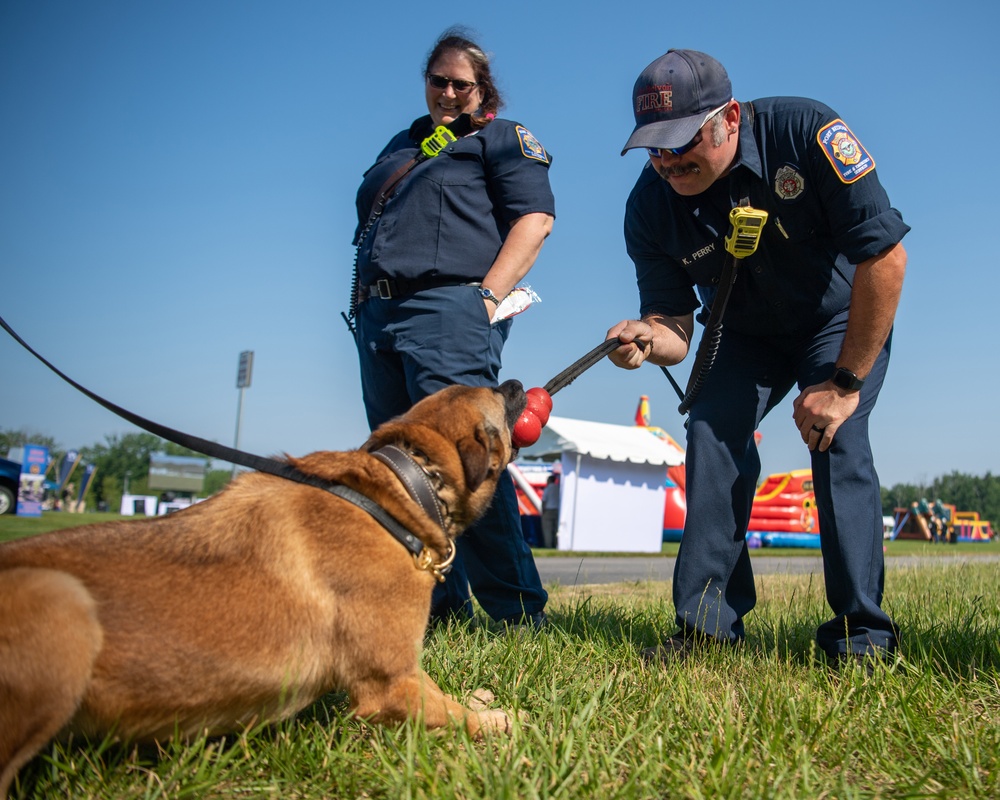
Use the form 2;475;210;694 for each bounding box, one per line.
606;49;909;669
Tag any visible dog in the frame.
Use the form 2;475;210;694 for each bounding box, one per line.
0;380;528;797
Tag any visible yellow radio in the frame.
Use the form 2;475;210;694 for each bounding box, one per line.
420;126;458;158
724;206;769;258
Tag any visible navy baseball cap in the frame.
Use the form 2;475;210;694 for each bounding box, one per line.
621;49;733;155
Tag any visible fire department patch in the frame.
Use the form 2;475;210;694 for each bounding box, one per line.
774;165;805;200
516;126;549;163
817;119;875;183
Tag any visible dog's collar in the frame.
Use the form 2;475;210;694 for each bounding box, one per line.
369;444;455;581
371;445;448;531
319;480;455;583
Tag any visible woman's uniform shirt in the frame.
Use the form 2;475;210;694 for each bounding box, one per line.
355;115;555;287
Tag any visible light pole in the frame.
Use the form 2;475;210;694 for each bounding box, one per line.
233;350;254;479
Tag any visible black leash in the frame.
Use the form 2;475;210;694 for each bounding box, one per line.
541;337;689;425
0;313;451;575
543;338;621;396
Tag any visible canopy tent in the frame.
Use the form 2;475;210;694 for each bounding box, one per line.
517;416;684;553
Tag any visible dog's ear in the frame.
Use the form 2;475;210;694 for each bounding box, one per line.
456;428;493;493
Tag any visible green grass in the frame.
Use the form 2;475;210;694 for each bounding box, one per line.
0;512;129;542
3;516;999;798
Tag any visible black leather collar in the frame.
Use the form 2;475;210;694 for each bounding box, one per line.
371;444;447;531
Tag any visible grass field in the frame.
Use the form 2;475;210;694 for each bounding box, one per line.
2;514;998;798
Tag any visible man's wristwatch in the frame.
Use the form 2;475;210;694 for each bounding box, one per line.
479;287;501;306
831;367;865;392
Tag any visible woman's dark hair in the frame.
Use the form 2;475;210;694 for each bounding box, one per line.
424;27;504;128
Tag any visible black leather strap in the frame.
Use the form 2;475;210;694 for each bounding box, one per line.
371;445;446;531
323;483;425;559
544;338;621;396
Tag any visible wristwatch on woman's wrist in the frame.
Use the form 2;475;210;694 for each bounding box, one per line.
480;287;501;306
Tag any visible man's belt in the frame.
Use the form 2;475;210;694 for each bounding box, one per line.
358;277;477;302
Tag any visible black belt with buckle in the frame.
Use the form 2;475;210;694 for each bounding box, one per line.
358;277;478;302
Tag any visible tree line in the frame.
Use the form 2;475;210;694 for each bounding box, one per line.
3;426;998;525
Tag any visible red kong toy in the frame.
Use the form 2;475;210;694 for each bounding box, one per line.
524;387;552;426
512;387;553;448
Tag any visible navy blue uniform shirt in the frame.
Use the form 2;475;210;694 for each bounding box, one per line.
355;116;555;286
624;96;909;337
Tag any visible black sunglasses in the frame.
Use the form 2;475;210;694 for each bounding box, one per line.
647;129;706;159
646;102;731;158
426;74;478;94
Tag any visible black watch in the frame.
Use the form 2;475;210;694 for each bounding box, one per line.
831;367;865;392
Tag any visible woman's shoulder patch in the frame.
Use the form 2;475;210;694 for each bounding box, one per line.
516;126;550;163
816;119;875;183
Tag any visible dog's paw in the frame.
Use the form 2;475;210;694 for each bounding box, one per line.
476;708;516;735
467;688;495;711
465;688;528;736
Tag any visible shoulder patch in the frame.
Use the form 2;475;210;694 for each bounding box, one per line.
817;119;875;184
774;164;805;200
516;126;549;163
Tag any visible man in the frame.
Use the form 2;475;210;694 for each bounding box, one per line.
541;473;560;549
607;49;909;668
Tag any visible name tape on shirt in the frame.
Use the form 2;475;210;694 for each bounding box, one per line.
817;119;875;184
516;126;550;163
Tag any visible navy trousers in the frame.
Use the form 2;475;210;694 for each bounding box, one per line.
355;285;548;621
675;308;899;658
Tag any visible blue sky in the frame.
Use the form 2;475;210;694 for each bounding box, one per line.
1;1;996;488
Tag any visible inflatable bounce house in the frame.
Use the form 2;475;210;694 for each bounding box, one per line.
746;469;821;548
890;500;994;543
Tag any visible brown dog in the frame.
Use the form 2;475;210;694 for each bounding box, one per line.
0;380;528;797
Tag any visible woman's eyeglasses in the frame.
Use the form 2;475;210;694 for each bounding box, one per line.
426;74;478;94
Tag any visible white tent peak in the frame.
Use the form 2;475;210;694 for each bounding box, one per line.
518;415;684;467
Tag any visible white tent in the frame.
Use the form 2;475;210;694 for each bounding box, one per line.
517;416;684;553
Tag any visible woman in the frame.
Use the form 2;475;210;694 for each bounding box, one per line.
351;29;555;628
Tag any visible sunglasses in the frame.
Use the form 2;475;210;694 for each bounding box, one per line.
646;102;732;158
426;74;479;94
646;129;705;159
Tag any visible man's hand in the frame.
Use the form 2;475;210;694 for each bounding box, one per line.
792;381;860;452
606;320;653;370
606;313;693;370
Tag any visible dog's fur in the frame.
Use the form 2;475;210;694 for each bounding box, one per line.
0;380;528;797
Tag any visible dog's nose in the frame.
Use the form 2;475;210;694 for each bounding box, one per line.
497;380;527;429
498;379;524;397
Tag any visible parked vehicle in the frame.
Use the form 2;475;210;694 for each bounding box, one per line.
0;457;20;515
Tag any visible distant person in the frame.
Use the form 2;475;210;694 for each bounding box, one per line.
60;483;74;513
932;498;952;544
349;28;554;630
606;49;909;669
540;474;560;549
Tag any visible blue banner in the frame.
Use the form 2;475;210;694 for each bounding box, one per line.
56;449;81;490
16;444;50;517
76;463;97;512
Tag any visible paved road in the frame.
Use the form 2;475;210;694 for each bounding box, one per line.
535;552;1000;587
